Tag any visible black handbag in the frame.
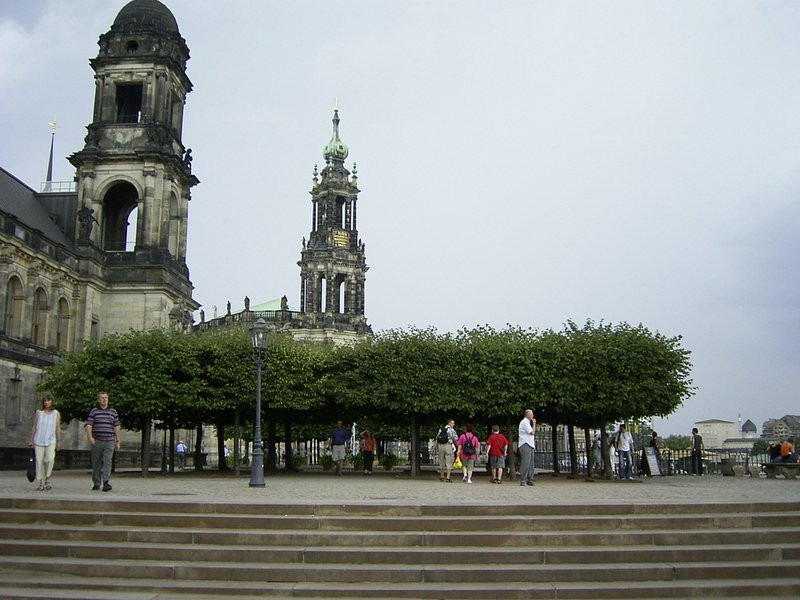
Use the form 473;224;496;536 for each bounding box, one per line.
26;449;36;482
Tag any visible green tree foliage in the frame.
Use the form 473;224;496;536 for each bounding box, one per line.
663;434;692;451
331;327;462;418
40;321;694;453
42;329;252;430
750;439;769;456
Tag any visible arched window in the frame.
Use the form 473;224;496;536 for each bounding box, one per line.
102;181;139;251
3;276;24;338
56;298;70;352
31;288;48;346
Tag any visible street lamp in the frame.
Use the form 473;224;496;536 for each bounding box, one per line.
249;318;271;487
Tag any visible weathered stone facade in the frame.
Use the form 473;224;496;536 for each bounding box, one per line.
0;0;198;453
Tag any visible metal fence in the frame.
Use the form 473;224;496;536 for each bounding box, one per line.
529;448;769;476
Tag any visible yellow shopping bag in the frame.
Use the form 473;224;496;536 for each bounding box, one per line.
453;455;462;470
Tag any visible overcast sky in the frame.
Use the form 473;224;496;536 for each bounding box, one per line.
2;0;798;437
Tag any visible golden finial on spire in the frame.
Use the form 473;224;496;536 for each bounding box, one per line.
333;98;340;113
48;121;57;133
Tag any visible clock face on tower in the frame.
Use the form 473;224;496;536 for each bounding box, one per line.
333;231;349;248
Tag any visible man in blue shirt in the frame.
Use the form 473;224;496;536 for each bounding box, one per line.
329;421;349;475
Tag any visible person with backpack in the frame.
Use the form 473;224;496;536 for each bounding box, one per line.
456;424;480;484
436;419;458;482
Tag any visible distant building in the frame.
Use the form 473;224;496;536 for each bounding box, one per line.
740;419;757;438
761;415;800;441
720;418;759;451
694;419;736;449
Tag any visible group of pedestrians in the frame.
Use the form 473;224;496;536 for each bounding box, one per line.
327;421;378;476
29;391;120;492
435;410;538;485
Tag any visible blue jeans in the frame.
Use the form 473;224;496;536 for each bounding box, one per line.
619;450;633;479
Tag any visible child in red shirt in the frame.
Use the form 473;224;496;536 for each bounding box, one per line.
486;425;510;484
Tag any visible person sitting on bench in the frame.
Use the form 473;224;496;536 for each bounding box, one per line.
776;437;799;463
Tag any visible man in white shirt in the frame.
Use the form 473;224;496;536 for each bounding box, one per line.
614;423;635;480
176;441;187;470
518;409;536;486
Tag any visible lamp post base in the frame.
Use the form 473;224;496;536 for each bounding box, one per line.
249;447;266;487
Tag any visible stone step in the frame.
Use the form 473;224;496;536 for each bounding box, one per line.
2;507;798;532
0;538;798;565
0;498;797;598
2;521;799;548
1;555;798;584
1;572;800;600
2;497;798;516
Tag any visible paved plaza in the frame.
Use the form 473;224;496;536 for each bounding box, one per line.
2;468;797;506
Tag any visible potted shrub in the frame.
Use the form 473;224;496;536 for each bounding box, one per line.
380;453;398;471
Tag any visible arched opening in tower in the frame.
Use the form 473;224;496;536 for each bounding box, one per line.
336;196;346;229
334;274;346;314
102;181;139;251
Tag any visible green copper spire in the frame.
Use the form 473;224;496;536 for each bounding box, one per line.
323;105;349;164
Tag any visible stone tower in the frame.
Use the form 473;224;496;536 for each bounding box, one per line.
68;0;198;334
297;108;370;335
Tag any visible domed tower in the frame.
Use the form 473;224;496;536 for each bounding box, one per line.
69;0;198;333
297;107;370;335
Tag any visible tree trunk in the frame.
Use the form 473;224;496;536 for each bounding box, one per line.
284;420;294;471
140;416;151;477
216;415;228;470
194;424;204;471
168;427;175;474
234;408;241;475
409;414;419;477
551;425;560;476
584;425;593;481
568;424;578;478
601;427;611;479
266;416;277;472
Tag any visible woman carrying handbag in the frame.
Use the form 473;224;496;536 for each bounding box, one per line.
29;394;61;491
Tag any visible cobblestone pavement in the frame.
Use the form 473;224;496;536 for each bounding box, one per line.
2;468;797;506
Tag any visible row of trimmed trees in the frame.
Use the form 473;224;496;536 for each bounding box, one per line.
41;320;694;477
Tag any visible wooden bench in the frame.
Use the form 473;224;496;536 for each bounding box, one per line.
761;462;800;479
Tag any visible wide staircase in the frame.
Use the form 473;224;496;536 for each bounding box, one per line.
0;498;799;599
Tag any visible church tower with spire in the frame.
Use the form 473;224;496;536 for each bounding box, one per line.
297;107;371;338
68;0;199;333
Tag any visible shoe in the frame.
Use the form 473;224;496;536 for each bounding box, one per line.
520;482;526;486
496;480;502;484
466;480;472;484
37;482;45;491
446;478;452;483
627;477;634;480
91;484;100;491
45;481;52;491
440;476;445;482
102;482;112;492
526;481;535;486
